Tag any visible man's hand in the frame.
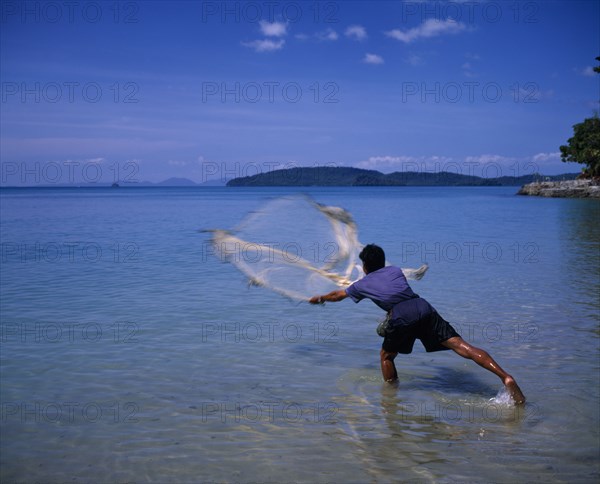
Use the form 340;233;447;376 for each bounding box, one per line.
309;290;347;305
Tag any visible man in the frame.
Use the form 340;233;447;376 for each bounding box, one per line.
309;244;526;404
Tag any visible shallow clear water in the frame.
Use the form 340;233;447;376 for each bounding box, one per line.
1;186;598;483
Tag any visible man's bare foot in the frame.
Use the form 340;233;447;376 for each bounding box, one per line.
504;376;526;404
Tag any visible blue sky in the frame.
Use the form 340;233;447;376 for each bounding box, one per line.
1;0;598;184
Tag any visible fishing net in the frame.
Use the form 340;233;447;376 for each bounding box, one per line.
206;195;427;302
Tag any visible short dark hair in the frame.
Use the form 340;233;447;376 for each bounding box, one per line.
359;244;385;273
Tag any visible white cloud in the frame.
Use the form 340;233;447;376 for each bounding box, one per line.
532;152;560;162
295;29;340;42
241;39;285;53
363;53;384;65
259;20;287;37
356;155;453;171
405;54;424;66
316;28;338;41
462;61;477;78
345;25;367;41
461;53;480;77
385;19;466;43
242;21;287;53
356;153;573;177
86;157;105;163
581;66;595;77
586;100;600;109
465;154;514;165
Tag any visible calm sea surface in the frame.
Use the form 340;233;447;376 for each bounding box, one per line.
1;186;598;483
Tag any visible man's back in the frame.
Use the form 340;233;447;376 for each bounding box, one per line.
345;266;419;311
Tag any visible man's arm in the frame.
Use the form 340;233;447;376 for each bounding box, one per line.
309;289;348;305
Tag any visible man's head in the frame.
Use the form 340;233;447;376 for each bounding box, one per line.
359;244;386;274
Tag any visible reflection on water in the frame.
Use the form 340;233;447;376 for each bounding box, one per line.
334;367;543;483
559;200;600;327
1;187;598;483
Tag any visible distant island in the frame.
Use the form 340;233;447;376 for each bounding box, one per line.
0;177;225;188
5;170;593;193
103;176;220;187
226;166;578;187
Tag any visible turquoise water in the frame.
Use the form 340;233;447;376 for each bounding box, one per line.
1;186;598;483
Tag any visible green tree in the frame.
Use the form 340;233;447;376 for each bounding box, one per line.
559;57;600;177
560;115;600;177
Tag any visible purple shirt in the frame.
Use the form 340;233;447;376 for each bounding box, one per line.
345;266;418;312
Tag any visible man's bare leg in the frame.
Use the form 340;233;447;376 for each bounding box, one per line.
380;348;399;383
442;336;526;404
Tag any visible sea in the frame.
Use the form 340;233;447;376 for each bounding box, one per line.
1;186;598;483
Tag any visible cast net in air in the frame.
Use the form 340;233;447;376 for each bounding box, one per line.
206;196;428;302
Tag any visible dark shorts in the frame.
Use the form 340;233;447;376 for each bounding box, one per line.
382;299;460;354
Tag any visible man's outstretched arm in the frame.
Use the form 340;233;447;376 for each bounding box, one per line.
309;289;348;305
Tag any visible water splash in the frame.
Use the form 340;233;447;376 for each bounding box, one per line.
489;386;515;406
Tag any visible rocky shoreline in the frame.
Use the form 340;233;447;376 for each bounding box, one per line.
518;179;600;198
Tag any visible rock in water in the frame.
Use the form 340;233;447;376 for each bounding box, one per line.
518;179;600;198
